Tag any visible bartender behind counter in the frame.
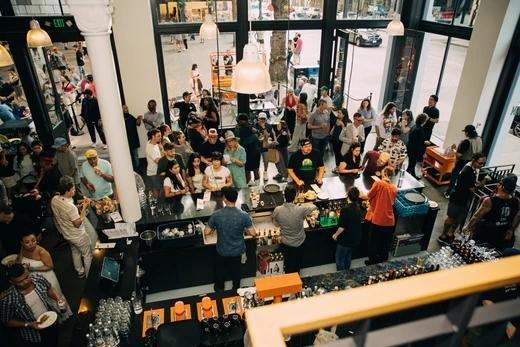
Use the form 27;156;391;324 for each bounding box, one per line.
287;138;325;186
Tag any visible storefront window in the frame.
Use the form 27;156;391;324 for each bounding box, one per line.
488;66;520;176
0;44;29;121
156;0;236;24
160;32;237;127
10;0;69;16
423;0;479;27
249;0;324;21
337;0;396;20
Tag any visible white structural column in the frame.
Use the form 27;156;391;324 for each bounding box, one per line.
444;0;520;146
68;0;141;222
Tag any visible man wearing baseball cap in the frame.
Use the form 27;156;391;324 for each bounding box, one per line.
199;128;224;165
287;138;324;186
465;174;519;250
52;137;80;186
80;149;114;200
173;91;196;132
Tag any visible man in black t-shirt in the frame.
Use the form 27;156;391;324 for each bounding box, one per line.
422;94;440;141
199;128;224;165
288;138;324;186
173;91;197;132
440;153;486;243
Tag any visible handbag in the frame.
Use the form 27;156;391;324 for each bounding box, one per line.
266;148;279;163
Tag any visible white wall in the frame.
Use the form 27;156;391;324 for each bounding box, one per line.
444;0;520;146
112;0;162;118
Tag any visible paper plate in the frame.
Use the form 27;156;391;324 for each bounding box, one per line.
1;254;17;266
37;311;57;329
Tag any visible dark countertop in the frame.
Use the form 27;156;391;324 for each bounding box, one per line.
136;172;424;228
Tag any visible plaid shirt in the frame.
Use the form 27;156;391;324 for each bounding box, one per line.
378;138;408;167
0;273;56;343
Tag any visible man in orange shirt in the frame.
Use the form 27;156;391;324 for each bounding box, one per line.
365;167;398;265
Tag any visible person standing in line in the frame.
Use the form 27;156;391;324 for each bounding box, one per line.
398;109;414;145
281;88;298;135
330;108;347;170
464;174;520;251
333;186;363;271
406;113;430;179
186;115;208;154
331;84;343;111
378;128;408;169
440;153;487;243
234;114;261;186
146;129;163;195
143;99;165;131
254;113;276;182
293;33;303;65
80;149;114;200
223;131;247;189
339;112;365;157
338;143;362;176
52;138;80;195
1;263;65;347
122;105;142;172
203;151;233;192
374;102;397;150
84;74;96;97
172;131;194;166
157;142;185;177
13;142;37;189
445;124;483;198
174;91;197;132
199;128;225;166
300;77;318;112
51;178;93;278
272;186;317;274
273;120;290;182
73;44;85;78
365;167;398;265
308;99;331;157
204;187;256;292
163;160;189;203
422;94;440;141
186;153;206;194
288;103;309;156
318;86;333;110
190;64;202;98
80;89;107;149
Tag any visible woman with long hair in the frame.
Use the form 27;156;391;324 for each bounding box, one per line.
338;143;362;176
358;98;376;152
159;124;173;144
202;97;220;130
332;186;363;270
288;102;309;155
374;102;397;150
281;88;299;135
163;160;189;200
13;142;37;188
186;152;206;193
398;109;414;145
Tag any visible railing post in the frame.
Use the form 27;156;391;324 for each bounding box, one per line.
440;294;480;347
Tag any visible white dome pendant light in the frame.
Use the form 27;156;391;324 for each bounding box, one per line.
231;32;271;94
387;0;404;36
199;15;219;40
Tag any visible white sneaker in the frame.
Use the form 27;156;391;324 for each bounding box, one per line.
263;171;268;181
90;143;96;148
103;145;108;150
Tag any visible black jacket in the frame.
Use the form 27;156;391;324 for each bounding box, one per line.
81;97;101;122
407;124;426;159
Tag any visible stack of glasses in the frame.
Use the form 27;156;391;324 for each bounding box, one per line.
86;296;132;347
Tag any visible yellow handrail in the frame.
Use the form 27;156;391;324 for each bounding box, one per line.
246;255;520;346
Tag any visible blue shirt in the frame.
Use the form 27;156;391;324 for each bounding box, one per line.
80;158;113;200
208;206;252;256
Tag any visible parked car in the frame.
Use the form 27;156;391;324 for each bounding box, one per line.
346;29;382;47
305;7;321;19
510;106;520;138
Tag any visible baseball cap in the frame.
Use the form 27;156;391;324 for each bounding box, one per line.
299;138;311;146
182;91;192;98
51;137;68;149
85;149;98;158
208;128;218;136
258;112;267;120
462;124;476;133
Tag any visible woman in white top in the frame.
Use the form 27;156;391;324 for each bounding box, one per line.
186;153;206;193
17;231;73;320
190;64;203;98
163;160;189;200
374;102;398;150
13;142;37;187
203;152;233;192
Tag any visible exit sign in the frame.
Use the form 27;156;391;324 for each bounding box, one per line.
53;18;65;28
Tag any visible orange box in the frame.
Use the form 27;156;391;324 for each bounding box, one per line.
142;308;164;337
255;273;302;300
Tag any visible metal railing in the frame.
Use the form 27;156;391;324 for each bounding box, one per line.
246;256;520;347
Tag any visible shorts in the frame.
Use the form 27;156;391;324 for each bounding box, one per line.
447;202;468;224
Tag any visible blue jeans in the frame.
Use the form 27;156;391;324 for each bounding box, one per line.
335;245;353;271
311;137;328;157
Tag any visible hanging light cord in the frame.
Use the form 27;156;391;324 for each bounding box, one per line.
345;1;361;109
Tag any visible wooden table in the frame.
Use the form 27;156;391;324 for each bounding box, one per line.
422;146;456;185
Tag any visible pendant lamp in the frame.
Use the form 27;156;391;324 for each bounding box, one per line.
27;20;52;48
386;13;404;36
0;44;14;67
231;39;271;94
199;15;219;40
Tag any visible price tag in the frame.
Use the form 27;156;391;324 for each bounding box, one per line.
196;198;205;210
203;191;211;202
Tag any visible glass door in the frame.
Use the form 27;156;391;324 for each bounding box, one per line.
331;30;349;109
